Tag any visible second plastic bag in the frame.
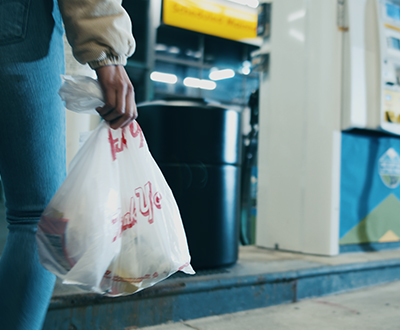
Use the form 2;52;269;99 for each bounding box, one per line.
36;76;195;297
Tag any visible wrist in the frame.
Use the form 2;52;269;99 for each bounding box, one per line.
89;55;127;70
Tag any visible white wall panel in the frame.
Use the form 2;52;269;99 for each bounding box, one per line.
256;0;342;255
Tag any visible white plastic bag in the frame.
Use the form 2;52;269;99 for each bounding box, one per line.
36;75;195;297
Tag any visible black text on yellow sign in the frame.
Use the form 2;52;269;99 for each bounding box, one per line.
163;0;258;41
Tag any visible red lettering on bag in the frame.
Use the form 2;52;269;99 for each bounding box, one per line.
179;262;190;271
135;181;154;224
116;182;163;237
129;121;144;148
122;197;137;231
154;192;162;209
108;130;118;161
108;123;144;161
108;129;128;161
112;212;122;242
111;213;120;225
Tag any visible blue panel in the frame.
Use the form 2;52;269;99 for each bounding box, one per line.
340;132;400;239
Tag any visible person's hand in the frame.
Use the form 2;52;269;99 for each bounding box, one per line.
95;65;137;130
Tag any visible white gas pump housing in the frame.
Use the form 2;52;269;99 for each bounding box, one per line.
256;0;342;255
256;0;400;255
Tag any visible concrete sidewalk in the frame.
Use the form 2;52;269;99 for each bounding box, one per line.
135;280;400;330
43;246;400;329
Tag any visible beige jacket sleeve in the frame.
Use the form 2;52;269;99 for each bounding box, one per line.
58;0;136;69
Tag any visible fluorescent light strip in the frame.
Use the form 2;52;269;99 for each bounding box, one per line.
184;77;217;90
209;69;235;81
150;72;178;84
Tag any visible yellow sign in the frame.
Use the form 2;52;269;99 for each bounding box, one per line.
162;0;257;41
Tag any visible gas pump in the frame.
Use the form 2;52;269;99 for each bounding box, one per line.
256;0;400;255
339;0;400;251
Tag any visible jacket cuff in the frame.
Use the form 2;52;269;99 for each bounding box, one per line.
88;55;128;69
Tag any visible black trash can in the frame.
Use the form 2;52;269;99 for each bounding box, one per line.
137;99;242;270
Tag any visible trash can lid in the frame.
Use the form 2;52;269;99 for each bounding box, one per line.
137;99;242;165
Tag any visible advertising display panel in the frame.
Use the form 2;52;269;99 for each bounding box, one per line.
377;0;400;134
162;0;258;41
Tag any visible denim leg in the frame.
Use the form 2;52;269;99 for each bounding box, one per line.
0;0;66;329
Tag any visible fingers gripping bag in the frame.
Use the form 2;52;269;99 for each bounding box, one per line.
36;75;195;296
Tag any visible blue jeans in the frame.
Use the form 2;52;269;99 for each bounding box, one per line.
0;0;66;329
